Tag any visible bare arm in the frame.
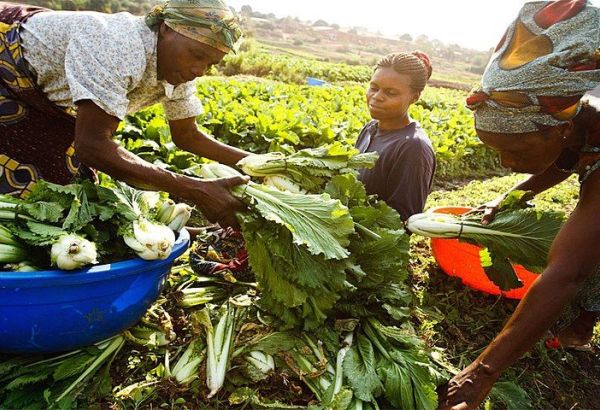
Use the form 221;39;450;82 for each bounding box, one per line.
169;116;251;167
479;171;600;370
74;100;247;227
482;165;572;223
438;170;600;409
508;164;571;194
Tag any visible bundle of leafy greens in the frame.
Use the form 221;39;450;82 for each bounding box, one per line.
197;162;356;329
195;149;445;408
407;191;565;290
0;179;192;271
322;174;444;410
237;142;378;193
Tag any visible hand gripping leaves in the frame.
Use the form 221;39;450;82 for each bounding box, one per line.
198;162;355;328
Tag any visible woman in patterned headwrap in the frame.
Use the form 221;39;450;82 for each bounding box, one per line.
0;0;248;228
438;0;600;408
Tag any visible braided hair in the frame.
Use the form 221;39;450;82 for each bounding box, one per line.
375;51;433;93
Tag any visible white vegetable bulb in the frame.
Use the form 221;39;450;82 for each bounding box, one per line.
166;203;193;232
124;218;175;260
50;234;98;270
263;175;306;194
237;152;284;176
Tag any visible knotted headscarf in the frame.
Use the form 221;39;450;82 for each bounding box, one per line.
467;0;600;134
145;0;242;53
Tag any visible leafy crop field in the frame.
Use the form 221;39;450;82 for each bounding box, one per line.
1;70;598;409
117;77;501;182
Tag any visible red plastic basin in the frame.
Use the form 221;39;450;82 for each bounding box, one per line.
429;206;539;299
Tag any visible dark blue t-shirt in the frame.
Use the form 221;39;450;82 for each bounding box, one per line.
355;120;436;221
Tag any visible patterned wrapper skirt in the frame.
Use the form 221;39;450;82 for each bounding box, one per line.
0;3;89;198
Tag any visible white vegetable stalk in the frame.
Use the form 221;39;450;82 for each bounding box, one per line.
156;200;193;232
333;332;354;396
0;225;27;263
244;350;275;374
237;152;286;176
263;175;306;194
156;199;176;223
0;243;27;264
50;234;98;270
167;203;193;232
0;201;33;221
140;191;161;210
178;286;226;308
407;212;528;239
0;224;22;247
124;218;175;260
170;338;206;385
122;325;171;348
10;261;39;272
202;305;237;399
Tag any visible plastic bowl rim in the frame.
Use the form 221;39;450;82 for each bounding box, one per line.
0;229;190;287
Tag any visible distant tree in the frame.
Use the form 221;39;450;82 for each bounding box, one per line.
468;55;489;74
87;0;110;12
399;33;412;41
240;5;252;16
60;0;77;10
313;19;329;27
331;23;340;30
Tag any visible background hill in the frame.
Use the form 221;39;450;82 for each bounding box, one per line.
23;0;491;90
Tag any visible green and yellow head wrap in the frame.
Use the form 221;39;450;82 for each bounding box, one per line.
146;0;242;53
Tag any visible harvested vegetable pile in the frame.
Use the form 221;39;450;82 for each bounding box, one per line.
1;146;536;409
0;179;191;271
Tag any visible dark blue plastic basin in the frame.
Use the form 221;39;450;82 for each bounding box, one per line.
0;229;190;354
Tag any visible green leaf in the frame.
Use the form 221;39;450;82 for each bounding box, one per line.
3;371;53;391
498;190;535;211
325;174;368;208
489;381;533;410
21;202;64;223
242;214;347;328
350;228;409;289
52;355;96;382
244;332;306;355
343;334;383;402
244;183;355;260
462;209;563;274
229;387;306;409
480;247;523;291
328;387;354;410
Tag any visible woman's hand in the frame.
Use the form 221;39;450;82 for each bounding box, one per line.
437;361;499;410
183;175;249;229
468;193;507;225
74;101;250;228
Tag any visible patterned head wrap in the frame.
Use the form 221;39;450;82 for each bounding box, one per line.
467;0;600;134
145;0;242;53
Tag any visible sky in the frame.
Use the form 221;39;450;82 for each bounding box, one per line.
225;0;600;51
